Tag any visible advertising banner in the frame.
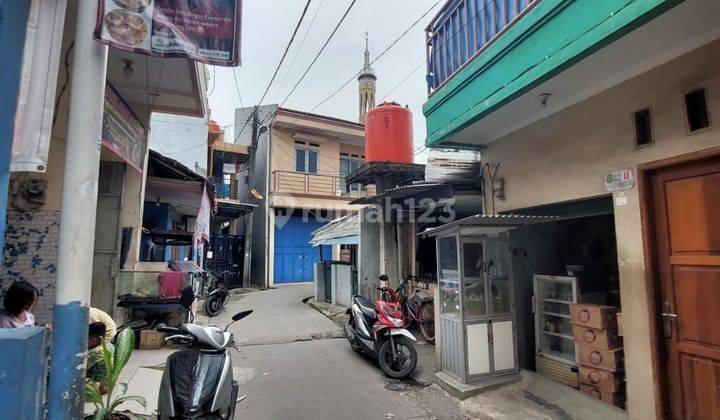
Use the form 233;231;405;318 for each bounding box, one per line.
94;0;242;67
103;83;147;172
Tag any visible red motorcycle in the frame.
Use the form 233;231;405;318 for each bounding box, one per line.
344;279;418;379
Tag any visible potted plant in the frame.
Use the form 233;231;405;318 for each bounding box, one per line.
85;328;147;420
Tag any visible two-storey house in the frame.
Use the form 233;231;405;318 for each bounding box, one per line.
423;0;720;418
236;105;369;288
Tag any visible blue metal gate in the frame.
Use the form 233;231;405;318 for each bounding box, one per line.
274;216;330;284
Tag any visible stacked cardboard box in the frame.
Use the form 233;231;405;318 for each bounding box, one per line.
570;303;625;409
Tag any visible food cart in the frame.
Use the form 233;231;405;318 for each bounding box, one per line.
421;214;556;389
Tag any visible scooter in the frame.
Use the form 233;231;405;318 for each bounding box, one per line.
344;282;418;379
156;310;253;419
203;270;231;317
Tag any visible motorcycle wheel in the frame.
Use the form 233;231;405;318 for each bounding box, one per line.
419;303;436;344
204;295;223;317
378;336;417;379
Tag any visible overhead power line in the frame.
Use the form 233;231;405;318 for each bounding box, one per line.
234;0;314;143
279;0;358;108
275;0;326;102
310;0;442;113
256;0;313;107
381;0;500;103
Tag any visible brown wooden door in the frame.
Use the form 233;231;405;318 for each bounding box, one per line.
650;156;720;420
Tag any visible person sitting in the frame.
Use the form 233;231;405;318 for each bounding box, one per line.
0;281;38;328
87;322;114;393
89;307;117;342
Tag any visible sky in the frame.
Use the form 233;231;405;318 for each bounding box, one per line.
150;0;442;171
208;0;441;162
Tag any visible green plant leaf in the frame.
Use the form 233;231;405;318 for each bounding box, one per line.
92;407;108;420
84;381;103;406
109;329;135;386
100;340;114;389
116;382;128;395
109;394;147;413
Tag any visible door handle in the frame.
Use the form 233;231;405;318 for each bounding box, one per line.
662;302;677;338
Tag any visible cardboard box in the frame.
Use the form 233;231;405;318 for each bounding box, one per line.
616;312;623;336
578;345;623;372
138;330;165;349
579;365;624;392
572;325;622;350
579;384;625;408
570;303;618;329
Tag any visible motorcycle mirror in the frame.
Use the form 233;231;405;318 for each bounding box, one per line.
224;309;253;331
232;310;253;321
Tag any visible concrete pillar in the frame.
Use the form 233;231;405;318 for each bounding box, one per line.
47;0;108;416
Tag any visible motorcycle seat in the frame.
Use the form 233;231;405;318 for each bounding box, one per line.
352;295;377;320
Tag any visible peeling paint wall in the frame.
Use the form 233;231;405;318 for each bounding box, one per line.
1;210;61;324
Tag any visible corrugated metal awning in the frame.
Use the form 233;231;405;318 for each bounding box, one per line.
419;213;558;237
311;213;359;246
350;182;449;205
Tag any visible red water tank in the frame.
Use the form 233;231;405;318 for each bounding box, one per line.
364;102;413;164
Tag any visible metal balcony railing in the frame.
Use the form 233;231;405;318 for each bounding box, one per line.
426;0;538;94
212;177;239;200
273;171;373;198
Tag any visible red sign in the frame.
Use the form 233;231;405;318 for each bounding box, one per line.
103;83;146;172
94;0;242;67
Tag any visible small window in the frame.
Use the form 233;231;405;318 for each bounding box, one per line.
684;88;710;132
633;108;653;147
307;150;318;174
295;147;318;174
295;148;306;172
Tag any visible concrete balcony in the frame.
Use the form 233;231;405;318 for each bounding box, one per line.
272;170;373;198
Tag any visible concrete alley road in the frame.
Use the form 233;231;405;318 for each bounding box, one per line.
222;284;437;420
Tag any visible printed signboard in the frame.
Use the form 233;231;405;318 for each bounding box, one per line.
604;169;634;192
94;0;242;67
103;83;146;172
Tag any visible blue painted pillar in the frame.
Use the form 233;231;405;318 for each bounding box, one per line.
0;328;50;420
0;0;31;265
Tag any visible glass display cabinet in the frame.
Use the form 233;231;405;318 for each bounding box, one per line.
533;275;578;365
433;231;518;384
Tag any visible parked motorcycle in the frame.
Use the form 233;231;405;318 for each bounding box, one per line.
156;310;252;419
203;270;230;317
397;274;436;344
344;283;418;379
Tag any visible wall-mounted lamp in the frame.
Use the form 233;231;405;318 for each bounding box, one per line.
537;93;551;108
250;188;263;200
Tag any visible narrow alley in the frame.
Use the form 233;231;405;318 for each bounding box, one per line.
221;285;459;420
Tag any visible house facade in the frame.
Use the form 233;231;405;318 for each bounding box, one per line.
423;0;720;418
1;1;207;321
237;106;369;288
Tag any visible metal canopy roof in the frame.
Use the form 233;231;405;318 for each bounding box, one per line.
350;182;449;205
311;212;359;246
419;213;558;237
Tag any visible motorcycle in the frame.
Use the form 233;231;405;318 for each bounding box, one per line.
156;310;253;419
203;270;231;317
344;283;418;379
397;274;436;344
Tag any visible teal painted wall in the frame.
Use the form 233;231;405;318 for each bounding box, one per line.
423;0;683;146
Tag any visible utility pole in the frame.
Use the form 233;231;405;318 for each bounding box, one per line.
46;0;108;417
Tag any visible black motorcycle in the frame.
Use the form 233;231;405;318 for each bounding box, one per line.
203;271;230;317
